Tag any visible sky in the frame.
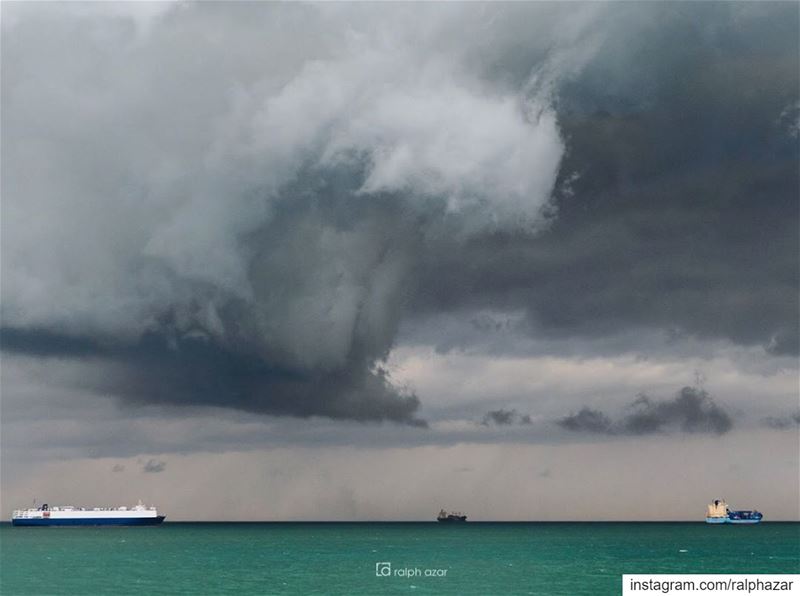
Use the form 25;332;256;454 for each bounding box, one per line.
1;2;798;521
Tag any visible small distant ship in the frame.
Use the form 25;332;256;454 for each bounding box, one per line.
12;500;165;526
705;499;762;524
437;509;467;523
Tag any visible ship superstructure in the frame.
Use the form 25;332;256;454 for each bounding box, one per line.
12;500;165;526
706;499;729;524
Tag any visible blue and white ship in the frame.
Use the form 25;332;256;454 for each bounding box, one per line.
705;499;762;524
12;500;165;526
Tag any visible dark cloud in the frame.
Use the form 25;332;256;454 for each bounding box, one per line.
1;326;426;426
763;412;800;430
2;3;573;425
559;387;733;436
558;408;613;434
412;3;799;356
622;388;732;435
141;459;166;474
1;327;103;358
482;409;515;426
481;409;532;426
0;177;429;425
765;331;800;357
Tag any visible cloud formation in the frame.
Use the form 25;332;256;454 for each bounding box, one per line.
1;3;596;424
763;413;800;430
559;387;733;436
481;409;532;427
410;3;798;356
1;3;797;429
141;459;166;474
558;408;613;434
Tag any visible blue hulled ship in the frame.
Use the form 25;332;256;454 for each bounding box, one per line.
705;499;762;524
12;501;165;526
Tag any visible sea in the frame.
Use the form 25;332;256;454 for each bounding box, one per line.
1;522;798;595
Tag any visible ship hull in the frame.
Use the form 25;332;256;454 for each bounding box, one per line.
12;516;165;527
705;517;761;525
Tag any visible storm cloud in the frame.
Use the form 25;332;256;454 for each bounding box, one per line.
410;3;799;357
559;386;733;436
1;3;592;424
2;2;797;428
481;409;533;427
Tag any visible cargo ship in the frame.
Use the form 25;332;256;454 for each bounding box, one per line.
705;499;762;524
12;500;165;526
437;509;467;523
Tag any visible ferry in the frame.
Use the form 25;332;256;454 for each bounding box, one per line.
12;500;165;526
437;509;467;523
705;499;762;524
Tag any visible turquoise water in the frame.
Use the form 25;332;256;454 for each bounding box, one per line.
1;522;798;595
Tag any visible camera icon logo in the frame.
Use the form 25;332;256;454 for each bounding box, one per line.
375;562;392;577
